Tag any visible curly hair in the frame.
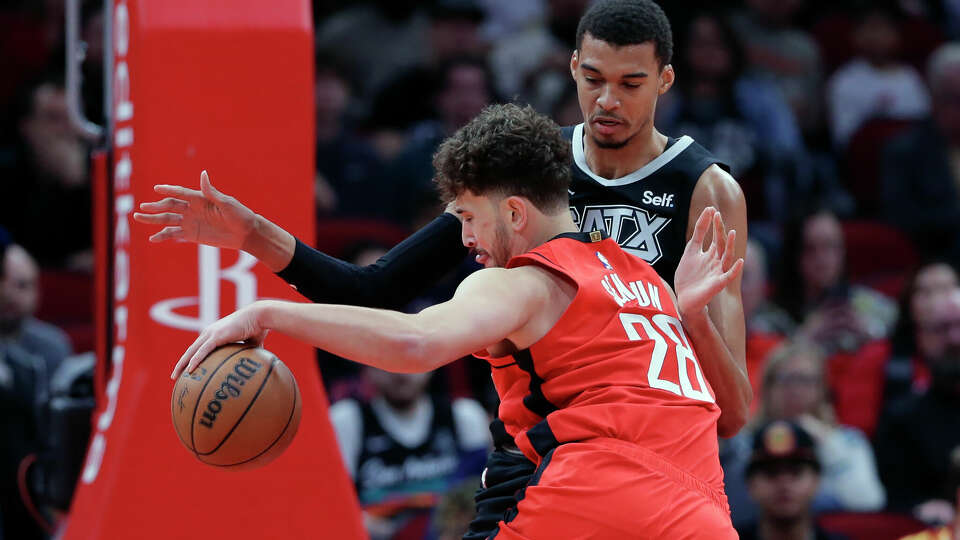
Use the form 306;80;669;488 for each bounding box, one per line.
575;0;673;68
432;103;572;213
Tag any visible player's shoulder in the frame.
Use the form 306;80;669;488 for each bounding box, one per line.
460;266;554;297
693;164;745;213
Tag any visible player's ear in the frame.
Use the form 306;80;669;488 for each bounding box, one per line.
504;196;527;231
659;64;675;95
570;50;579;80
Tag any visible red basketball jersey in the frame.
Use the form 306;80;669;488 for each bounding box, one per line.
479;232;724;491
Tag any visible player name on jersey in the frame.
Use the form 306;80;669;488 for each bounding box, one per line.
600;273;663;310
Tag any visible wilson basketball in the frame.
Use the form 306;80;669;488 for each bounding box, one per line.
171;344;302;469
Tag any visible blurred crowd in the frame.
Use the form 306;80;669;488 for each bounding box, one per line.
2;0;960;539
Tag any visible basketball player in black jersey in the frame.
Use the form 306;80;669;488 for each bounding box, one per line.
135;1;750;537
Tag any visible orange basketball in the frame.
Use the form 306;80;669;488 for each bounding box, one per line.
171;344;301;469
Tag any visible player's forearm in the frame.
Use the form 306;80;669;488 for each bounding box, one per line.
241;214;297;272
274;213;468;308
682;297;750;437
256;300;448;373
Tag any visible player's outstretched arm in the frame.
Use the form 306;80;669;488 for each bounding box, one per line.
171;267;545;379
675;205;751;437
687;166;751;436
134;171;468;309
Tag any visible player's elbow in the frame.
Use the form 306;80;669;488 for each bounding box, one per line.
716;390;751;438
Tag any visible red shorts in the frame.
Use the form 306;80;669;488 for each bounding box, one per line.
490;438;736;540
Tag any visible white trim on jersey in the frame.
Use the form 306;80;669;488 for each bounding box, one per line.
571;123;695;187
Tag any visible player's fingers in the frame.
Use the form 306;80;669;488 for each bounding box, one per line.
200;170;227;203
187;341;214;376
720;258;744;285
721;230;737;270
711;211;725;255
148;226;184;243
691;206;715;249
154;184;203;201
138;197;188;213
132;212;182;226
175;334;206;378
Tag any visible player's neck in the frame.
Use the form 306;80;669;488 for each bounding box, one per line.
524;212;579;252
584;125;668;180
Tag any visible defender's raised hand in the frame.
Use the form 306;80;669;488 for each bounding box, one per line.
674;206;744;318
134;170;257;250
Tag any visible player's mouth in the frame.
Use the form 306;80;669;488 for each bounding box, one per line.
592;117;623;136
474;249;490;266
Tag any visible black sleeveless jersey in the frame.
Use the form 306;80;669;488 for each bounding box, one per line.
354;396;463;507
563;124;728;287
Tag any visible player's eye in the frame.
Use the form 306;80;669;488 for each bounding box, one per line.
623;82;640;89
585;77;600;85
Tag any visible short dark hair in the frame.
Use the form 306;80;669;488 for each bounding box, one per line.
575;0;673;68
433;103;571;213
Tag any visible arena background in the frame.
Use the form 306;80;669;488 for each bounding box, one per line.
0;0;959;539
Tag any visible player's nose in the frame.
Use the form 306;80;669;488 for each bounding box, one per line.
597;84;619;111
461;228;476;248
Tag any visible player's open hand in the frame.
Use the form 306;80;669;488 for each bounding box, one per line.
674;207;743;318
134;170;256;250
171;301;270;380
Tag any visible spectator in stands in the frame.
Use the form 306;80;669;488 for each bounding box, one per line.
487;0;590;113
762;341;885;512
657;12;805;221
2;81;91;268
775;210;896;435
737;420;850;540
0;231;46;540
887;261;960;402
0;236;71;382
314;0;430;104
313;55;386;220
315;0;486;107
329;366;490;540
724;340;886;526
881;43;960;264
384;56;495;228
876;289;960;526
777;209;898;353
826;5;930;149
898;454;960;540
428;0;487;65
728;0;824;136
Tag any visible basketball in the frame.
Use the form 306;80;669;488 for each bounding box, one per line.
170;344;302;469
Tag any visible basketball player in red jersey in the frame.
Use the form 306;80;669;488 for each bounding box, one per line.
172;104;741;538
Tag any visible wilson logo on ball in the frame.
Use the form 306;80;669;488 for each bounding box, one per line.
198;356;263;429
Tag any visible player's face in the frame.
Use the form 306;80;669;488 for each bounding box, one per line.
570;34;674;149
455;191;515;268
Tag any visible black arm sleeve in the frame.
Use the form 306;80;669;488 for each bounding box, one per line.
275;213;467;309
